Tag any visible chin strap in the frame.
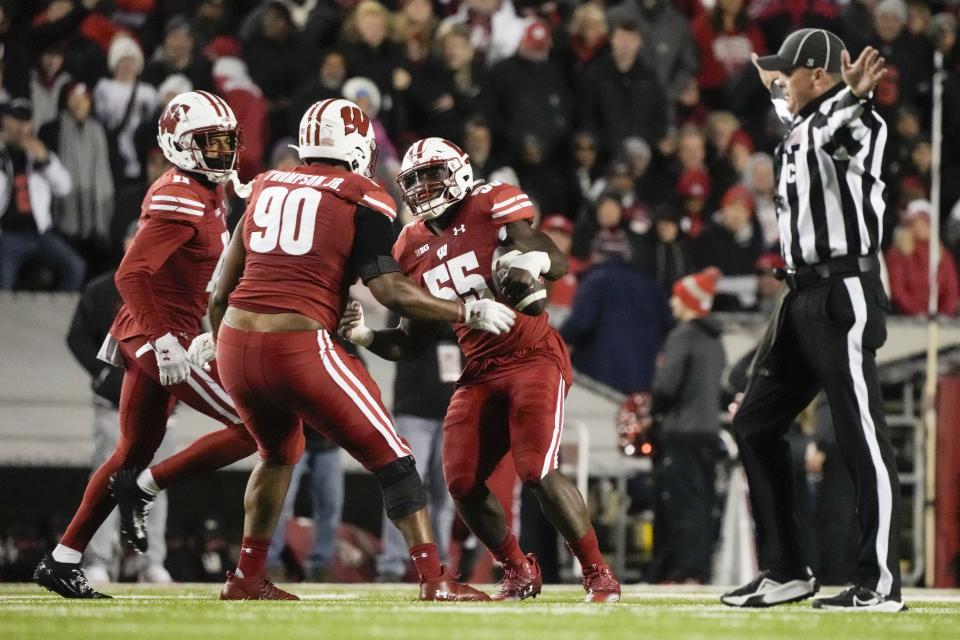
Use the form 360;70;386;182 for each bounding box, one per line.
230;171;253;199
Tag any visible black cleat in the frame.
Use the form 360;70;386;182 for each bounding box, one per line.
33;554;112;599
812;586;907;612
110;468;154;553
721;569;818;607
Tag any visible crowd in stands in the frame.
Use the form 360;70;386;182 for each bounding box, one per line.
0;0;958;315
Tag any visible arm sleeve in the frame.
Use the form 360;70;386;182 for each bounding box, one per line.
39;153;72;197
770;83;794;126
350;205;401;284
65;288;106;378
115;215;197;340
818;87;874;137
488;184;536;226
652;331;689;411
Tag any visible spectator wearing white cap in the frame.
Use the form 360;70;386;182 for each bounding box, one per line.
864;0;934;129
885;199;959;316
94;35;159;181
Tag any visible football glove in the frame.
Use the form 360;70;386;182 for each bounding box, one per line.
494;249;551;279
153;333;190;386
187;332;217;371
340;300;374;348
463;299;516;335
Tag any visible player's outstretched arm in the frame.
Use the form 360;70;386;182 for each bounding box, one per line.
339;300;438;361
209;217;248;341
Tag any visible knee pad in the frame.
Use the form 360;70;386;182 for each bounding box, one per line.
374;455;427;520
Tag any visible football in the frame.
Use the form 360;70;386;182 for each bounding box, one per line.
491;247;548;316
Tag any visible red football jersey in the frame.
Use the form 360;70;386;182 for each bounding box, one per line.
393;181;553;362
228;164;397;332
111;168;229;341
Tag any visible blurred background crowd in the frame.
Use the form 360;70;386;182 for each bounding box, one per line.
0;0;957;587
1;0;958;320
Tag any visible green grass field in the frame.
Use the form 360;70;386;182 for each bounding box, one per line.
1;583;958;640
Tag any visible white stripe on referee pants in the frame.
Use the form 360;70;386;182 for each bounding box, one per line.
539;377;566;478
185;372;242;424
316;332;410;457
188;362;237;409
843;276;894;596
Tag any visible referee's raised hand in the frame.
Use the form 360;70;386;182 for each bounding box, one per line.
841;46;887;97
750;52;778;91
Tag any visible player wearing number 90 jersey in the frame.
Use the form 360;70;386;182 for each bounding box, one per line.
204;99;503;601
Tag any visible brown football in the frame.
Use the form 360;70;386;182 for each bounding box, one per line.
491;247;548;316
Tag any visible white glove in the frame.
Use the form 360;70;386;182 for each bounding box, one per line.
492;249;522;272
463;299;516;335
187;332;217;372
153;333;190;386
340;300;374;348
505;250;551;279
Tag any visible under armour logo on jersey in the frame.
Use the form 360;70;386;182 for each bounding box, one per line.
437;244;448;260
452;224;466;236
241;546;254;554
415;243;430;257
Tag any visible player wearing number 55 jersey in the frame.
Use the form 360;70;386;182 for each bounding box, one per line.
196;99;512;601
33;91;262;600
340;137;621;603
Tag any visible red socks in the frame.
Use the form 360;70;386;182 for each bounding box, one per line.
236;536;270;579
491;530;527;569
409;543;443;581
566;528;605;568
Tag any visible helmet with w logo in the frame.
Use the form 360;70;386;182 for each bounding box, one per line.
291;98;377;177
156;90;242;184
397;137;474;219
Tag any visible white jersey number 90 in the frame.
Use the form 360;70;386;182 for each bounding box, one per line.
249;186;321;255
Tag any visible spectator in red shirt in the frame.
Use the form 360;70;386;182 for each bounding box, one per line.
885;199;959;316
691;0;766;109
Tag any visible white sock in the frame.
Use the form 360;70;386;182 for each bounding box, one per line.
52;544;82;564
137;469;160;496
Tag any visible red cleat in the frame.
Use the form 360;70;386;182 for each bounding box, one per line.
581;564;620;603
419;567;490;601
491;553;542;601
219;571;300;600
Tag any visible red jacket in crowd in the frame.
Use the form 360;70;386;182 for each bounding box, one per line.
885;241;960;316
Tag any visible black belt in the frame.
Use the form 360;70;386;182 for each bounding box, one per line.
775;255;879;291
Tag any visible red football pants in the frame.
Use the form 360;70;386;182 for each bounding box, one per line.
216;326;411;469
443;360;568;499
60;334;256;551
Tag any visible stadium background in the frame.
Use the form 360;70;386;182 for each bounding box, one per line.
1;0;959;591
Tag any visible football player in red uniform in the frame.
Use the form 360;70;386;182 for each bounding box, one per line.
340;137;621;602
33;91;262;599
194;100;513;600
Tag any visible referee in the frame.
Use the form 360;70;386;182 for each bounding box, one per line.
719;29;905;612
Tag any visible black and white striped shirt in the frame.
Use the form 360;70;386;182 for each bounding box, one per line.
770;83;888;269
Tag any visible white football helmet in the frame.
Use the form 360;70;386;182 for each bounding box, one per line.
397;137;474;219
156;90;242;184
291;98;378;177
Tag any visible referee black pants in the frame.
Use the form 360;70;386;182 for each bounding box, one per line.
733;271;901;599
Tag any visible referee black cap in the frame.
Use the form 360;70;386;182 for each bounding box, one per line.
756;28;845;73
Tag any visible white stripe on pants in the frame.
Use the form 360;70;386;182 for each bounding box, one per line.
843;276;894;595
